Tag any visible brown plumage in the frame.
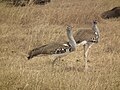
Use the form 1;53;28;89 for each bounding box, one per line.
74;28;99;44
27;43;73;59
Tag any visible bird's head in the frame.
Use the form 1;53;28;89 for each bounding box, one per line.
66;25;73;32
93;20;97;24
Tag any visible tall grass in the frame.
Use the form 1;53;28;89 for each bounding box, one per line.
0;0;120;90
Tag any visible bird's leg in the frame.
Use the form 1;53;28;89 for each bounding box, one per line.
52;57;60;66
84;43;93;71
88;43;94;50
84;44;88;71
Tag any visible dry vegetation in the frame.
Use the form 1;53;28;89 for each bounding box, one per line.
0;0;120;90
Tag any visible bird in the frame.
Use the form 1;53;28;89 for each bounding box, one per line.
74;20;100;70
27;25;77;65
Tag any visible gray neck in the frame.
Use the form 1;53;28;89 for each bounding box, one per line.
92;22;100;37
66;26;77;50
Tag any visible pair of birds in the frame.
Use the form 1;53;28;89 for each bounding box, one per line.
27;20;100;70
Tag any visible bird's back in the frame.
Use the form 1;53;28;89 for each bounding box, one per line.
28;42;72;59
74;28;97;44
38;43;71;54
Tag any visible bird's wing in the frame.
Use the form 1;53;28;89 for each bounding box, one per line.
43;43;72;54
74;29;96;43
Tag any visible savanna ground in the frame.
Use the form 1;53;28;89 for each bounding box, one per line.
0;0;120;90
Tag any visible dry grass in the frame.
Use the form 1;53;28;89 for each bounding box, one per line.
0;0;120;90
